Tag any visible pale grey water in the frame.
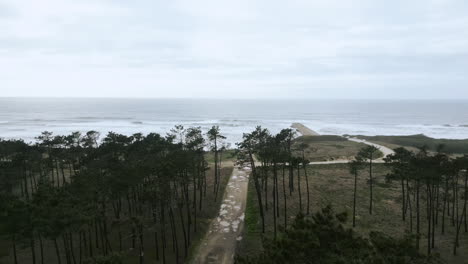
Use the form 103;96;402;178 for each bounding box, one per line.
0;98;467;144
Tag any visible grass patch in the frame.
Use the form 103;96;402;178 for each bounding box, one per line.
204;149;237;164
245;181;260;234
293;135;382;161
236;177;263;257
239;163;468;263
354;134;468;154
296;135;347;142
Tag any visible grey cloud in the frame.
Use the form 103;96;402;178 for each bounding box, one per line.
0;0;467;99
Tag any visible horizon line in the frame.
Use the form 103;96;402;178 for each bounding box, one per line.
1;96;468;101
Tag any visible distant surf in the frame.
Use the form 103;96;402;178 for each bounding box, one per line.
0;98;467;144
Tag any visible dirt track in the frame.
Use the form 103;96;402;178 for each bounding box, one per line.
192;166;250;264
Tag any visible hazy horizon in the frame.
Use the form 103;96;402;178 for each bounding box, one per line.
2;98;467;143
2;96;468;101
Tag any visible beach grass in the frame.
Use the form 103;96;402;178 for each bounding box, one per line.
204;149;237;164
293;135;383;161
353;134;468;154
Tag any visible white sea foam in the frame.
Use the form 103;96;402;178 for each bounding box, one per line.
0;98;467;142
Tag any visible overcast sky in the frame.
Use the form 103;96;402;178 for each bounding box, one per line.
1;0;467;99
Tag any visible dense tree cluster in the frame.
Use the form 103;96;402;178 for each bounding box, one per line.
381;147;468;256
0;126;227;264
236;206;441;264
349;146;468;257
237;126;311;239
238;126;467;261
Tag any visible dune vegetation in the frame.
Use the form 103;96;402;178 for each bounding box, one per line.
237;127;468;264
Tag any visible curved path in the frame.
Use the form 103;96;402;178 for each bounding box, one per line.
347;137;394;161
193;137;394;263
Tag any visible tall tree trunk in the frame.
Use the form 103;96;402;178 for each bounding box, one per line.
31;237;37;264
407;185;413;233
369;158;373;215
39;235;44;264
88;225;93;257
282;165;288;228
303;163;310;215
249;151;265;233
464;170;468;233
416;178;420;250
272;163;277;240
454;171;467;255
61;162;66;185
289;163;294;195
442;177;449;234
353;171;358;227
94;220;99;250
297;165;302;213
275;164;280;218
199;166;204;211
63;234;71;264
139;224;144;264
213;137;218;199
54;238;62;264
426;182;432;255
183;181;191;245
401;177;406;221
169;208;179;264
78;232;82;264
435;179;440;226
154;231;160;261
160;206;167;264
12;236;18;264
178;204;188;258
264;165;269;212
69;233;77;264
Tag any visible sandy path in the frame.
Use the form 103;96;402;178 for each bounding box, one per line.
192;166;250;264
347;137;395;160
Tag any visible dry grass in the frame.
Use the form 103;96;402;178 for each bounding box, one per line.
239;164;468;264
293;135;383;161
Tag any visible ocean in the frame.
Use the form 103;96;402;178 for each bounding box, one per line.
1;98;467;144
